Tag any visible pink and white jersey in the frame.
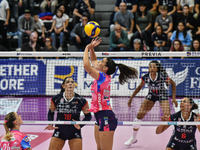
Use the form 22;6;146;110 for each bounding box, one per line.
0;130;31;150
89;71;112;113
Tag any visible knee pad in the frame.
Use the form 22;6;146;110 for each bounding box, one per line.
133;118;141;129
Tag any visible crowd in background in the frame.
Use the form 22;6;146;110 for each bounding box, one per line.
0;0;200;54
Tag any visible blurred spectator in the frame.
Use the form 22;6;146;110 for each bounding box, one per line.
130;38;143;51
106;0;138;37
194;15;200;39
40;0;58;14
16;9;35;51
41;37;58;59
110;2;134;40
7;0;22;32
33;14;46;39
152;25;168;51
49;9;67;51
155;5;173;40
131;2;152;47
170;39;184;59
0;0;10;49
158;0;177;15
194;0;200;19
176;4;196;38
59;4;70;45
109;24;130;51
21;32;41;51
170;21;192;51
177;0;194;13
70;15;92;51
59;5;69;30
191;39;200;51
140;0;157;19
41;37;57;51
22;0;34;14
59;0;79;15
73;0;95;26
115;0;137;13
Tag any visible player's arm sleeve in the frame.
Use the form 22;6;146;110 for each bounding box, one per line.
80;99;92;128
48;108;55;121
48;98;56;122
141;75;146;82
21;136;31;150
96;72;106;85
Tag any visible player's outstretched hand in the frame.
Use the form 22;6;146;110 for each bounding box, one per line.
127;98;132;107
90;37;102;48
172;98;178;107
194;113;200;122
44;125;58;130
161;115;170;121
72;119;81;130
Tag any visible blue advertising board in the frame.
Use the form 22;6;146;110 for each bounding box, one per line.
160;59;200;96
0;59;199;96
0;59;46;95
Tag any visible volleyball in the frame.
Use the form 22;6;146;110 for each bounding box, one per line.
84;21;101;38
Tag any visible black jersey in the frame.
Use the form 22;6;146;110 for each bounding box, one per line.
141;72;169;97
51;92;87;121
170;111;197;143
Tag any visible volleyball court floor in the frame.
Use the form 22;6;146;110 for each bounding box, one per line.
1;125;200;150
1;97;200;149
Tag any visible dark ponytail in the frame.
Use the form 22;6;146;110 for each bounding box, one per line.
105;58;138;85
60;77;69;93
188;98;198;110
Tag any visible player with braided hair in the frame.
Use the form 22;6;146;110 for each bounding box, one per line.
125;60;178;146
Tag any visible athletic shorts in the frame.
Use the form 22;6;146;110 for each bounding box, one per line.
94;110;118;131
146;93;168;102
52;125;82;141
167;136;197;150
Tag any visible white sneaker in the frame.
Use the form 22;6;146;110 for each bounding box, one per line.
58;46;63;52
124;136;137;146
16;47;21;51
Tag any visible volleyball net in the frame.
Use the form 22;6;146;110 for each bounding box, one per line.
0;52;200;126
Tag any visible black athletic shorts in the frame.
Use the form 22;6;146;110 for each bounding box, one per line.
52;125;82;141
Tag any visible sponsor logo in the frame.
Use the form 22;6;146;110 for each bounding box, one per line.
104;116;108;125
141;52;162;57
62;53;71;55
167;122;177;125
54;131;60;137
165;67;188;86
71;121;76;124
187;52;191;56
188;51;200;56
17;53;32;56
102;53;109;55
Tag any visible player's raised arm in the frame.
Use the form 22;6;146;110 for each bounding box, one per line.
83;38;102;80
168;78;177;107
89;38;102;67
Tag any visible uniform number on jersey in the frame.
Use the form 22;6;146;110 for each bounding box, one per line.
3;143;10;150
181;133;186;139
64;114;72;120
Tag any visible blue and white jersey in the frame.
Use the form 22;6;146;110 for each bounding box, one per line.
51;92;87;121
170;111;197;143
141;72;169;96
